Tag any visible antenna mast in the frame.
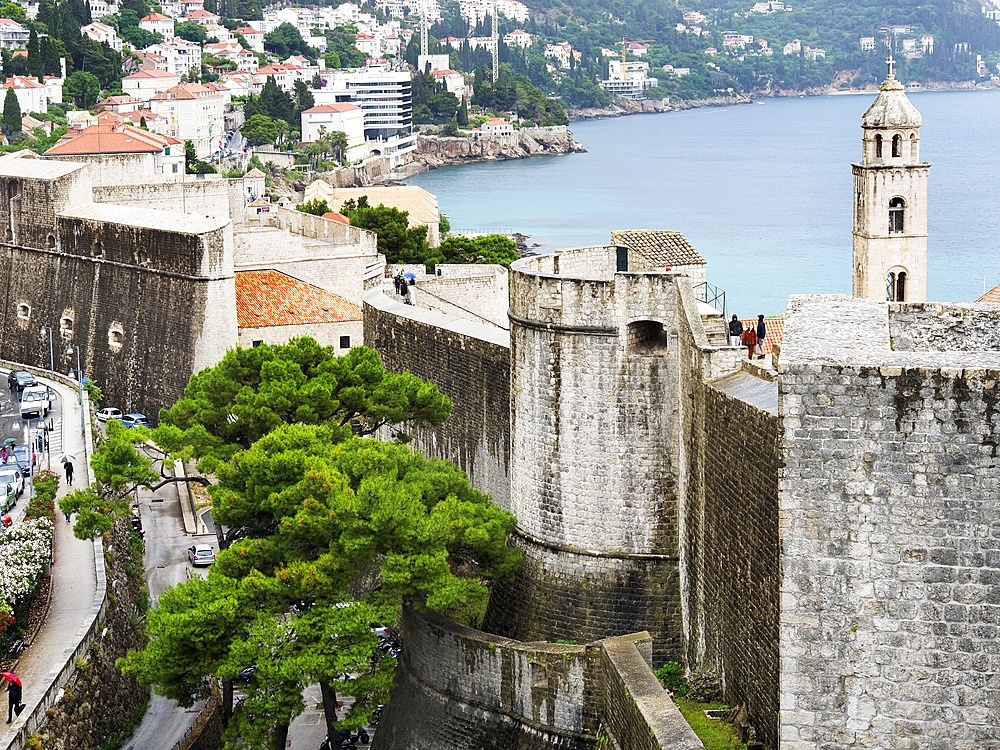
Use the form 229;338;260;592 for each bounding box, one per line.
420;0;428;58
491;0;499;80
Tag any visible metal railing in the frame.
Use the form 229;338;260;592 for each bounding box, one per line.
692;281;730;345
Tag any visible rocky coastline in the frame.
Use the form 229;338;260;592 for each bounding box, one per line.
412;126;586;169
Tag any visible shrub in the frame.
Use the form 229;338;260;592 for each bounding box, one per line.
654;661;689;697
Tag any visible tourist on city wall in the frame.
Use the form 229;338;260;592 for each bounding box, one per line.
756;315;766;359
740;325;757;360
728;314;743;345
5;675;24;724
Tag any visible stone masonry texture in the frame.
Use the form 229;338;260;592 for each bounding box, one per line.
689;383;780;748
362;294;512;508
778;294;1000;750
0;163;235;418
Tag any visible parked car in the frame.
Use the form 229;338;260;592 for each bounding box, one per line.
10;445;33;475
0;465;24;499
7;370;36;392
121;413;150;429
96;407;123;422
19;386;49;418
188;544;215;566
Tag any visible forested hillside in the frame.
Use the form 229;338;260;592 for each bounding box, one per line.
451;0;1000;106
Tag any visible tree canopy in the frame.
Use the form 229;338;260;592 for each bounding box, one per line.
2;89;21;136
154;339;452;473
339;197;431;265
239;113;278;147
64;70;100;108
264;22;312;58
116;338;516;750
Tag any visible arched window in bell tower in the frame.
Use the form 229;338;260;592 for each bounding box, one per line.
892;134;902;157
888;197;905;234
875;134;883;158
886;269;907;301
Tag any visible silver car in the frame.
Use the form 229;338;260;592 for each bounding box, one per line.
187;544;215;566
0;466;24;498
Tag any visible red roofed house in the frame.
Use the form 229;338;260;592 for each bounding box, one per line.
479;117;513;135
42;122;185;181
354;32;379;57
184;8;220;24
140;12;175;39
430;69;465;97
122;67;182;99
99;94;145;112
235;269;362;354
4;76;62;114
300;103;365;158
235;26;263;52
82;21;123;52
322;212;351;225
148;83;225;157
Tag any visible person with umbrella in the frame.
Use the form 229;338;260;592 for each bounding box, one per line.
4;672;23;724
64;458;74;486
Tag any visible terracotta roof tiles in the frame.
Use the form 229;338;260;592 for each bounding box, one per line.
611;229;706;267
235;270;362;328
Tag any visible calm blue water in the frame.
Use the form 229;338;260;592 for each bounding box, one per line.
409;90;1000;316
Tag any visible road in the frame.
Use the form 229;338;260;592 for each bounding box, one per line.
0;376;66;516
122;465;214;750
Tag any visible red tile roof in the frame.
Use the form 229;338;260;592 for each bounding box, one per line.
43;123;180;155
302;103;361;113
235;270;362;328
141;12;172;20
738;316;784;355
321;212;351;224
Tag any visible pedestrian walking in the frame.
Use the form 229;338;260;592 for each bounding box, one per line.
5;674;23;724
740;325;757;360
64;460;74;486
728;314;743;345
755;314;767;359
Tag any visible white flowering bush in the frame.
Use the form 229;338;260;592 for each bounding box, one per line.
0;517;53;615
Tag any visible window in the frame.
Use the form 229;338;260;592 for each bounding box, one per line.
46;234;55;249
874;133;882;158
172;164;179;173
16;303;29;320
60;315;73;337
892;134;902;158
886;270;907;302
252;340;263;347
626;320;669;356
888;198;905;234
339;335;352;349
108;325;124;349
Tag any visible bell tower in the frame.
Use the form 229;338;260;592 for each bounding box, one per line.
852;57;930;302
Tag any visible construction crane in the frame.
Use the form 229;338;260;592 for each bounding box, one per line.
615;37;654;66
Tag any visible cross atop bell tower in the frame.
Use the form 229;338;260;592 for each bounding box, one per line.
851;60;930;302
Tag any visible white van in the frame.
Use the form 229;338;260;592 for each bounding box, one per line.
19;385;50;418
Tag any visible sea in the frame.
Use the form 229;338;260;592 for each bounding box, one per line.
407;89;1000;317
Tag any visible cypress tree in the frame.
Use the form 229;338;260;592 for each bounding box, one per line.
27;27;42;81
3;88;22;136
456;96;468;126
40;37;60;77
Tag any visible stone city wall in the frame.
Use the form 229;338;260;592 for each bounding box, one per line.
374;608;702;750
778;295;1000;750
0;164;236;417
412;270;510;329
363;290;511;509
41;152;165;187
888;301;1000;352
685;382;780;748
92;178;245;222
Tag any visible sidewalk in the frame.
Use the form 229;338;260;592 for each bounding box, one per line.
1;379;98;748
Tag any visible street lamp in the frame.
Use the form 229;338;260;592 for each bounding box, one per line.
23;422;33;500
39;325;54;381
67;343;85;438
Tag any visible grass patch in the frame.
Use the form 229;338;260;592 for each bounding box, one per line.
674;698;747;750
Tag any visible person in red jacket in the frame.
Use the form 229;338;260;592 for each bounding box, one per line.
740;325;757;360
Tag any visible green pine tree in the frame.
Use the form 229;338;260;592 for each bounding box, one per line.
457;96;469;126
3;88;22;136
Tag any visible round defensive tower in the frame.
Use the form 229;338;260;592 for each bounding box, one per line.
483;245;696;663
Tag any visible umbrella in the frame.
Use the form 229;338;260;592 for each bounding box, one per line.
404;272;416;279
60;454;76;464
1;673;20;687
2;438;16;445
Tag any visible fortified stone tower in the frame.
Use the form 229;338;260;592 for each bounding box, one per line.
483;243;710;662
853;57;929;302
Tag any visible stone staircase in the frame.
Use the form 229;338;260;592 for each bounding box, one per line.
699;303;730;347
